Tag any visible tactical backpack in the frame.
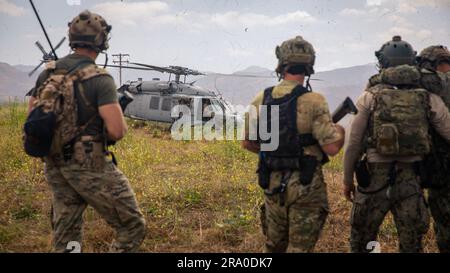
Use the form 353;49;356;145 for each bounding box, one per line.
369;87;431;156
24;61;109;158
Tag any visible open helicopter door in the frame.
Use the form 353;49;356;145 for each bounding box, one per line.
190;97;203;126
190;97;218;126
159;97;175;123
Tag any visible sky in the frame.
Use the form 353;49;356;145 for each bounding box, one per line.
0;0;449;73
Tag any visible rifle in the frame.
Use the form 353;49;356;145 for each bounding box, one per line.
332;97;358;123
29;0;58;61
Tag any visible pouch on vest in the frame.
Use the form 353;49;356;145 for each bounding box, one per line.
376;123;399;155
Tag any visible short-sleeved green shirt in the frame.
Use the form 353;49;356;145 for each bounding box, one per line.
246;80;341;160
32;53;118;136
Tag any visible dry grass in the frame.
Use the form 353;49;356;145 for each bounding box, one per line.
0;103;439;253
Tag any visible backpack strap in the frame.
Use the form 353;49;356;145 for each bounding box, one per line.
75;65;114;139
77;65;111;82
75;64;111;109
262;86;275;105
262;84;310;105
69;63;109;137
291;84;310;98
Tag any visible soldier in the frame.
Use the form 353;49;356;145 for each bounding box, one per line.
417;45;450;252
26;10;146;252
242;36;345;252
343;36;450;252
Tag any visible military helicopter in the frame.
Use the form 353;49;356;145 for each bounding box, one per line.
104;61;277;127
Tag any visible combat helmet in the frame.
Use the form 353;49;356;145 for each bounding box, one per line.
375;36;416;69
417;45;450;71
68;10;112;53
275;36;315;76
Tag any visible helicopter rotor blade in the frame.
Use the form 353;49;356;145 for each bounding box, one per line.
129;62;176;74
53;37;66;51
206;72;276;79
35;41;47;56
168;66;205;76
99;64;158;71
28;60;45;76
101;59;325;82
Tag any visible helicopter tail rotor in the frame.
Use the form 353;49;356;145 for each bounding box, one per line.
53;37;66;51
28;60;45;76
35;41;47;56
29;37;66;77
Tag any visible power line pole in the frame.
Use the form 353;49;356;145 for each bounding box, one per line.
112;53;130;85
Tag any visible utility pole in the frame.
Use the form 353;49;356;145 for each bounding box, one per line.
112;53;130;85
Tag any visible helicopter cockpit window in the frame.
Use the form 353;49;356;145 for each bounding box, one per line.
149;96;160;110
161;98;171;111
210;99;226;113
176;98;192;108
202;99;213;119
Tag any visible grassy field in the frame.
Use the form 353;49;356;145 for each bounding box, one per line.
0;103;439;253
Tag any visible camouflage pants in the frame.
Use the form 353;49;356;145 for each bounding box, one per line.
351;163;429;253
428;185;450;253
44;158;146;253
262;166;329;253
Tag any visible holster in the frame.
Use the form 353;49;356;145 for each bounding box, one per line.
299;155;318;186
257;152;271;189
68;136;106;171
355;156;371;188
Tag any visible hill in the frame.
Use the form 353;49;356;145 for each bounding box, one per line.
196;64;378;110
0;61;377;109
0;63;39;102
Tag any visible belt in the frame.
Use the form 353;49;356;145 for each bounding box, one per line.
80;135;103;142
368;161;418;170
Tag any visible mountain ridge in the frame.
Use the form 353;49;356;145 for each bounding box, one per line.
0;61;378;108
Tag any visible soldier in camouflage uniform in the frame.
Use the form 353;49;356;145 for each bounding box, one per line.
27;10;146;252
343;36;450;252
417;45;450;252
242;36;345;252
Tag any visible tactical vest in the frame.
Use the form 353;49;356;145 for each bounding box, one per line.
258;85;323;170
368;87;431;156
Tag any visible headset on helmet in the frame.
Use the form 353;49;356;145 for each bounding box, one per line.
375;36;416;69
275;36;315;77
417;45;450;71
68;10;111;53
